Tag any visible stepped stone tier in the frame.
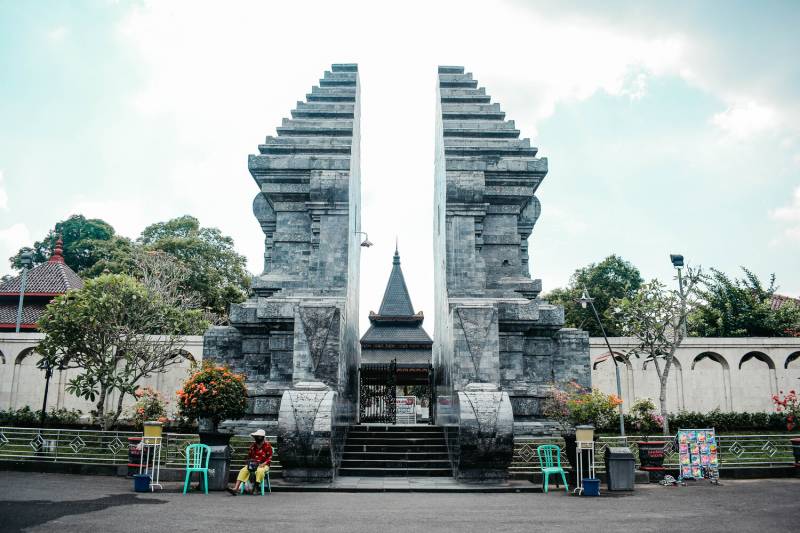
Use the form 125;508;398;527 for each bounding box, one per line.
433;66;591;480
203;64;362;481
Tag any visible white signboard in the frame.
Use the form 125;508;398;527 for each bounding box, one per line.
396;396;416;423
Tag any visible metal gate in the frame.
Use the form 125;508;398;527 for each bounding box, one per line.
359;360;396;424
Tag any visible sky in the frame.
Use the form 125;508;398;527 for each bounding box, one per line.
0;0;798;336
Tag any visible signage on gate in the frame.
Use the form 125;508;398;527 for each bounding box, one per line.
396;396;416;416
396;396;416;423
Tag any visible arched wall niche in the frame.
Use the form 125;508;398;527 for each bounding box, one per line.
690;352;732;411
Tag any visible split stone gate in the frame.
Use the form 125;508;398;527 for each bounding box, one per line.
203;64;590;482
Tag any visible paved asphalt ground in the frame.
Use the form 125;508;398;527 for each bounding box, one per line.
0;472;798;532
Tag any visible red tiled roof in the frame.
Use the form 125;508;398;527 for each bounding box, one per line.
771;294;800;311
0;261;83;296
0;302;47;329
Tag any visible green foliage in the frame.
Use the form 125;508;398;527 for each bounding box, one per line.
667;410;785;434
544;255;643;336
0;406;83;427
595;410;787;434
131;386;169;429
543;382;623;432
138;215;249;316
177;361;248;426
11;213;250;321
690;267;800;337
37;274;204;429
612;268;704;434
628;398;664;435
10;215;116;273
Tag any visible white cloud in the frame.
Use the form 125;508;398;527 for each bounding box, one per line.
0;223;31;273
711;100;779;140
61;196;157;240
0;170;7;209
47;26;69;42
115;0;696;332
770;186;800;242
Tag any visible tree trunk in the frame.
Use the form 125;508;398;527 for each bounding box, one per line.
110;391;127;429
96;387;108;431
659;378;670;435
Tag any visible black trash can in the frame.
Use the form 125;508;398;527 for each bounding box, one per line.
604;446;635;491
206;444;232;491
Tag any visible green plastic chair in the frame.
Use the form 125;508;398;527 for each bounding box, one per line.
537;444;569;493
183;443;211;494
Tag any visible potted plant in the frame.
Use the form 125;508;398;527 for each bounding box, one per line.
771;390;800;467
543;382;622;485
177;361;248;446
629;398;667;482
131;386;169;429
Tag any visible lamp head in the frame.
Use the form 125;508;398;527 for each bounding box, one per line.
577;287;594;309
360;239;373;248
670;254;684;268
20;251;34;269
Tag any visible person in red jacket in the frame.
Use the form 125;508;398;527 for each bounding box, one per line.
228;429;272;495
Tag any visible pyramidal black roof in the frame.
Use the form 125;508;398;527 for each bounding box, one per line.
360;248;432;346
378;248;415;316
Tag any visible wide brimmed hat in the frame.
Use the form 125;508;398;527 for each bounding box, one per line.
250;429;266;437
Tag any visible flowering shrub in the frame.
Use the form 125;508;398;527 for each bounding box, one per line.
543;381;623;432
771;389;799;431
131;386;168;428
629;398;664;436
177;361;248;428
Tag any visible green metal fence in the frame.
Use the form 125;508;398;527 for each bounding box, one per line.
1;426;793;477
511;434;796;477
0;426;281;472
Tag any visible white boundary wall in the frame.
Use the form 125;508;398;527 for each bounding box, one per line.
2;334;799;416
0;333;203;418
591;337;800;413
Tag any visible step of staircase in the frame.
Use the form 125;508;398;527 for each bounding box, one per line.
340;425;451;477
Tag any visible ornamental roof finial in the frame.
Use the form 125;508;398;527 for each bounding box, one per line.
49;236;65;263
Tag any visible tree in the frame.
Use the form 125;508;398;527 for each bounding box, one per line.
544;255;643;336
10;215;116;273
690;267;800;337
37;274;208;429
138;215;249;316
612;268;704;434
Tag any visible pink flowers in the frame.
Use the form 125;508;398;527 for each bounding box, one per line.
772;390;799;431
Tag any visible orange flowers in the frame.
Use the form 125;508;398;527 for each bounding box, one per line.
176;360;248;424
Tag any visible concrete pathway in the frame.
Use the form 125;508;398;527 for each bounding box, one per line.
0;471;798;532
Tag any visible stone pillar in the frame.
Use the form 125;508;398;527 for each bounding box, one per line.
277;381;339;482
456;383;514;481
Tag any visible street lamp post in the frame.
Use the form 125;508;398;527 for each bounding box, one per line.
14;252;34;332
670;254;687;335
39;360;54;428
578;287;626;439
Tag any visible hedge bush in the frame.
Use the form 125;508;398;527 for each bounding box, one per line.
597;409;788;434
0;406;83;427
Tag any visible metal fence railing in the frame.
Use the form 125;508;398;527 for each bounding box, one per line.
1;426;792;477
512;434;797;476
0;427;281;472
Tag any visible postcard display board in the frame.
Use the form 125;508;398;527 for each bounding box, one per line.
677;428;720;483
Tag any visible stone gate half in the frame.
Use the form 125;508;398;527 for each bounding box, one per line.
433;66;591;480
204;64;362;481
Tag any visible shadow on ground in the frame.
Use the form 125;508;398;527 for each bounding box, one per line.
0;494;166;532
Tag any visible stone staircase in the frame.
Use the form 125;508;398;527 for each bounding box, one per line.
339;425;452;477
